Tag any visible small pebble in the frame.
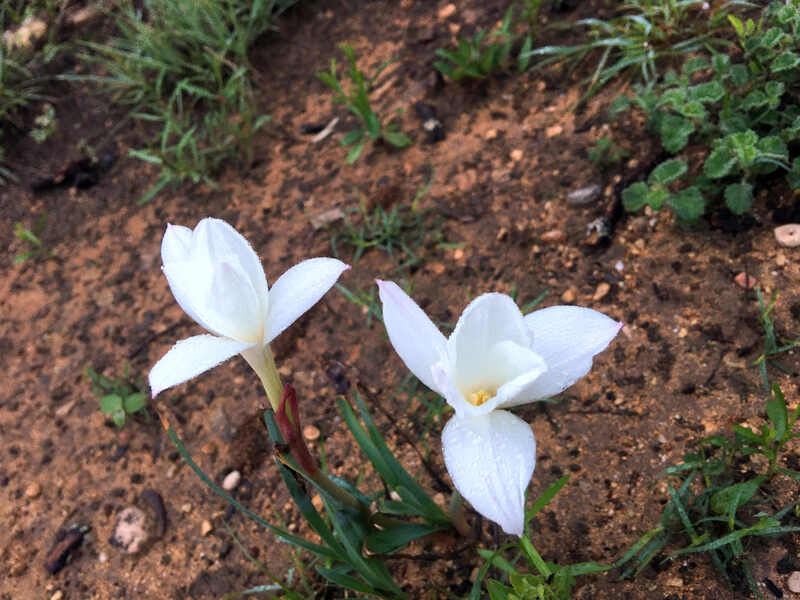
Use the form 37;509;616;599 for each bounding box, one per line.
311;494;323;511
545;124;563;137
787;571;800;593
201;520;213;536
774;224;800;248
437;3;456;19
540;229;566;244
433;493;445;505
485;129;498;140
222;470;241;491
665;577;683;587
561;288;577;303
496;227;509;242
50;591;63;600
566;184;602;206
776;253;787;267
593;282;611;301
734;272;756;289
109;507;149;554
181;503;192;513
453;248;464;260
615;260;624;272
98;551;108;563
510;149;523;162
303;425;320;441
25;482;42;499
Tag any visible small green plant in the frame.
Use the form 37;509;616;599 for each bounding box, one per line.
317;43;411;163
76;0;298;202
86;366;148;428
29;102;55;143
619;290;800;595
13;216;52;263
587;136;630;170
619;1;800;221
753;288;800;392
472;476;610;600
522;0;749;96
434;6;517;81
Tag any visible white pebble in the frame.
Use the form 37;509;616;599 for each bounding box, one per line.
222;470;241;491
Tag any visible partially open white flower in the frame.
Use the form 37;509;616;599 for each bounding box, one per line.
149;218;348;406
377;280;622;536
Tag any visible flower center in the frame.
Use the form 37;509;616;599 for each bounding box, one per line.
467;389;493;406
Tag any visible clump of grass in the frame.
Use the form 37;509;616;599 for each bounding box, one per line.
13;216;52;263
77;0;299;202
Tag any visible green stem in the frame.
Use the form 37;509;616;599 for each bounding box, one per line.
448;489;472;537
241;344;283;411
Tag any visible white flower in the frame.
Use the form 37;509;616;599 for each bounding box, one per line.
376;280;622;536
149;218;348;406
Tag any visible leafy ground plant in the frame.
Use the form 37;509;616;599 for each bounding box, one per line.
523;0;750;96
434;6;518;80
619;1;800;221
77;0;298;202
86;366;148;428
317;43;411;163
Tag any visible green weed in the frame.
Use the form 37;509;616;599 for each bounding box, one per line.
317;43;411;164
13;216;52;263
522;0;750;96
86;365;148;428
619;1;800;221
75;0;298;202
587;136;630;170
434;6;518;81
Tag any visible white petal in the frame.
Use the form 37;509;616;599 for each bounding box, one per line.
442;411;536;537
448;294;531;395
377;280;447;393
264;258;350;345
194;218;268;305
161;224;193;263
510;305;622;403
149;334;254;397
163;258;263;342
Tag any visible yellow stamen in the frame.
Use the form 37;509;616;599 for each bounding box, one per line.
467;389;492;406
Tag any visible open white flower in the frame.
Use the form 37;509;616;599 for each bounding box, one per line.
377;280;622;536
149;218;348;407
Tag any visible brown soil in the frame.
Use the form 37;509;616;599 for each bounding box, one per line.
2;1;800;599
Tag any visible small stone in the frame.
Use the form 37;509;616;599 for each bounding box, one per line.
593;282;611;301
311;494;323;511
485;129;498;140
787;571;800;593
614;260;624;272
774;224;800;248
25;482;42;498
303;425;320;441
566;184;602;206
429;262;446;275
201;442;216;455
50;591;63;600
201;520;213;536
734;272;756;289
222;470;241;492
561;288;577;303
453;248;464;260
510;149;523;162
433;493;445;505
98;551;108;563
545;124;563;137
109;506;149;554
55;400;76;417
438;3;456;19
665;576;683;587
496;227;509;242
540;229;566;244
181;503;192;513
776;253;787;267
310;207;344;230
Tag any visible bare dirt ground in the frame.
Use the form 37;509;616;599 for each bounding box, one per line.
2;1;800;598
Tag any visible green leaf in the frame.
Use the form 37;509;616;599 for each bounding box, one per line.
728;130;758;167
711;478;763;515
609;95;631;116
382;130;412;148
704;148;736;179
767;386;788;439
659;114;694;153
346;138;367;164
787;158;800;190
112;409;126;428
669;187;706;222
341;129;363;146
487;580;514;600
100;394;123;415
757;135;788;161
649;159;687;185
765;80;785;101
682;57;709;75
712;53;731;75
730;64;749;87
741;89;768;110
123;392;146;414
315;566;377;595
622;182;649;212
678;101;706;120
525;475;570;525
691;81;725;104
724;183;754;215
365;522;447;554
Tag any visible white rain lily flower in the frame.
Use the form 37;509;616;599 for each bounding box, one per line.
149;217;348;407
376;280;622;536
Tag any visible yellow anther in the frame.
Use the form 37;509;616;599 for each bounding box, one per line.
467;389;492;406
